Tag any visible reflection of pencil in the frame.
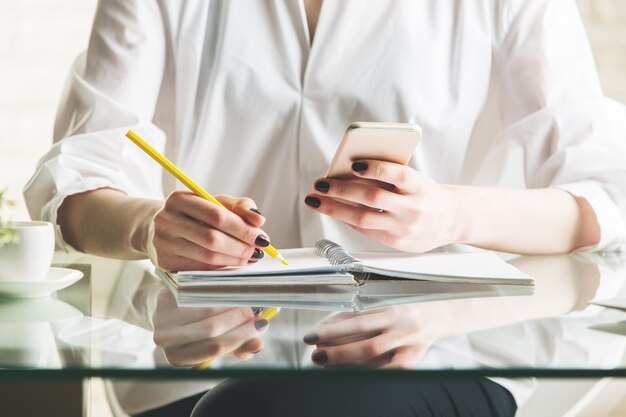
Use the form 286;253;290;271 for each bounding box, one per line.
194;307;281;370
125;130;288;266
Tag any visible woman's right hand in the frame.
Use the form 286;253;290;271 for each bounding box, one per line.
148;191;270;271
152;289;268;366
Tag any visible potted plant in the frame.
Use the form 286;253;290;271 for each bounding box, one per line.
0;189;20;247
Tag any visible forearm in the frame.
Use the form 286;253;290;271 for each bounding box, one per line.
452;186;600;254
431;255;598;337
57;188;162;259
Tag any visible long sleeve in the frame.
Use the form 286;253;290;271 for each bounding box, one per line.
24;0;168;249
497;0;626;251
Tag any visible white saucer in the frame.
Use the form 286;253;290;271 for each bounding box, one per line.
0;267;84;299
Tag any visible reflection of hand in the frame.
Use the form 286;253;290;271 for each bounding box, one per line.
152;289;269;366
303;306;443;369
305;160;461;253
148;191;269;270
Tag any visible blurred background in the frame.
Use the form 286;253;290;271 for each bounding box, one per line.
1;0;625;219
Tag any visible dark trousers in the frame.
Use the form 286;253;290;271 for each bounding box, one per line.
135;378;516;417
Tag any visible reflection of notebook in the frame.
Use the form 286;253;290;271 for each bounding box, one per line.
158;239;534;288
591;298;626;312
158;278;535;312
589;321;626;336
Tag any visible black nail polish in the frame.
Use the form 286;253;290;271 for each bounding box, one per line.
312;351;328;364
254;319;269;331
304;196;321;208
252;248;265;259
252;348;263;354
255;235;270;247
251;307;264;315
247;259;258;264
250;208;263;216
303;333;319;344
314;181;330;193
352;161;368;173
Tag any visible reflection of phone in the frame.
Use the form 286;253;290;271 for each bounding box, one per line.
326;122;422;179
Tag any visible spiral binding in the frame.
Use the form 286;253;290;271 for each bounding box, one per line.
314;239;369;283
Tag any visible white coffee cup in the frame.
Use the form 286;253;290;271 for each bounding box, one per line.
0;221;54;282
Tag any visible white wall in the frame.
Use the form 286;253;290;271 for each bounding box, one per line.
577;0;626;101
1;0;625;220
0;0;97;218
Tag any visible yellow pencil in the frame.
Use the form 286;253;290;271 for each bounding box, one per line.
194;307;281;370
125;130;288;266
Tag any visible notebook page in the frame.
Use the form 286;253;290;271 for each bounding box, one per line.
176;248;345;277
352;251;531;281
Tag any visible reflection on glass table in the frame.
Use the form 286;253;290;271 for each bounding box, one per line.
0;252;625;415
0;297;82;368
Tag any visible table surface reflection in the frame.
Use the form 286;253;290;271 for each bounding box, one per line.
0;250;625;381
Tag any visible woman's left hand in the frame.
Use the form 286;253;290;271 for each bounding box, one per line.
303;305;446;368
305;160;463;253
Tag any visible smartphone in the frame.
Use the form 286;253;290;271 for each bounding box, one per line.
326;122;422;180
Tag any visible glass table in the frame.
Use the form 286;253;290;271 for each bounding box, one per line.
0;250;625;416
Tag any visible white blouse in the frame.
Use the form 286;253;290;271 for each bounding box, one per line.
24;0;626;253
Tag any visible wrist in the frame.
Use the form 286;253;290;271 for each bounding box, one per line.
444;184;474;245
129;199;162;258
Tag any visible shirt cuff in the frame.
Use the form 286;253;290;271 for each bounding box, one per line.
43;181;124;253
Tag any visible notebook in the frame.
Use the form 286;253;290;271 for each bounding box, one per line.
591;298;626;312
157;277;535;312
158;239;534;288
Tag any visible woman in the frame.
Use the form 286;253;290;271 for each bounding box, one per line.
24;0;626;415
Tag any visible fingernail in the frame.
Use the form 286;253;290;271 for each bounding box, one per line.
251;248;264;259
251;307;264;315
255;235;270;247
252;348;263;354
247;259;259;264
303;333;319;344
314;181;330;193
312;351;328;364
352;161;368;173
304;196;321;208
250;208;263;216
254;319;269;331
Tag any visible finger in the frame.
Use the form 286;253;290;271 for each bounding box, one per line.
312;333;397;366
165;191;271;250
155;306;241;329
351;160;423;193
344;223;400;250
364;350;397;368
217;195;266;228
155;235;251;269
304;310;393;344
154;307;256;348
304;194;396;230
312;178;403;211
345;222;433;253
233;338;264;359
153;291;239;327
156;253;240;272
315;331;378;348
155;209;261;261
321;350;394;368
379;346;427;369
320;309;386;326
167;316;270;365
